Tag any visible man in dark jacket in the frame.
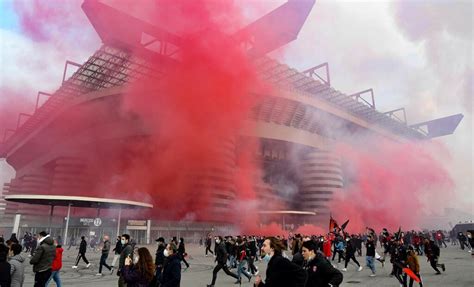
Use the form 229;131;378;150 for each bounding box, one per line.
155;237;166;282
302;240;343;287
255;237;307;287
159;242;181;287
425;239;445;274
111;236;122;268
118;234;133;287
207;236;239;287
0;248;11;287
391;240;408;287
205;234;214;256
97;235;112;275
29;231;56;287
342;237;362;272
72;236;90;269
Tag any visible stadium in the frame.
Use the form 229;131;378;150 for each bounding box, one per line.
0;0;463;243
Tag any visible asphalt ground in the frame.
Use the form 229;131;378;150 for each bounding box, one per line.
18;243;473;286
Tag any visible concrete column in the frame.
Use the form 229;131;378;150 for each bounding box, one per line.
12;214;21;235
63;204;71;246
116;207;122;237
48;205;55;234
146;220;151;244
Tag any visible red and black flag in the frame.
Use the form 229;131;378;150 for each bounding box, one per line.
329;215;340;232
341;220;350;231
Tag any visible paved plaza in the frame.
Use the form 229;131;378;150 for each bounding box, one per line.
20;244;473;286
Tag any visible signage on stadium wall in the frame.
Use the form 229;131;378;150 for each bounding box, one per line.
127;220;147;226
68;217;115;227
93;218;102;226
80;217;102;226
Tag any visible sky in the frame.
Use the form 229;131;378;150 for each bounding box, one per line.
0;0;472;227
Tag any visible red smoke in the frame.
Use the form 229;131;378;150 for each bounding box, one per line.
3;1;458;236
81;0;266;223
329;136;455;232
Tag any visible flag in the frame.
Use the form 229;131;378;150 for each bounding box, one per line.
395;226;402;241
329;215;339;232
341;220;350;231
403;268;421;283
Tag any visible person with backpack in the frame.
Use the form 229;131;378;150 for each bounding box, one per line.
254;237;307;287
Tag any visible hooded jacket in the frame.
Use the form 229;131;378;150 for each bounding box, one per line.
10;254;25;287
30;235;56;272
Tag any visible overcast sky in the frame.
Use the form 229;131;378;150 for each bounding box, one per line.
0;0;472;217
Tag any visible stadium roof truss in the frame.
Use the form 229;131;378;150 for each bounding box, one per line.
0;0;463;154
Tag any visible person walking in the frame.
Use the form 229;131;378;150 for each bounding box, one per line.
332;237;345;264
158;242;181;287
67;236;75;251
407;246;423;287
72;236;90;269
178;237;190;269
122;247;155;287
342;237;362;272
97;235;112;276
235;238;252;284
205;234;214;256
154;237;166;282
365;235;376;277
9;243;25;287
0;248;11;287
111;236;123;268
424;239;445;275
30;234;38;257
247;236;259;275
29;231;56;287
207;236;239;287
46;241;63;287
118;234;134;287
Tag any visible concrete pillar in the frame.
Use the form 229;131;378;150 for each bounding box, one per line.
12;213;21;235
146;220;151;244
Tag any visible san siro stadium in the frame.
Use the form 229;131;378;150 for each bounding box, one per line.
0;0;462;243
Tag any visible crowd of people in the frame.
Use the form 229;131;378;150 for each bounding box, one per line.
0;227;472;287
201;227;474;287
